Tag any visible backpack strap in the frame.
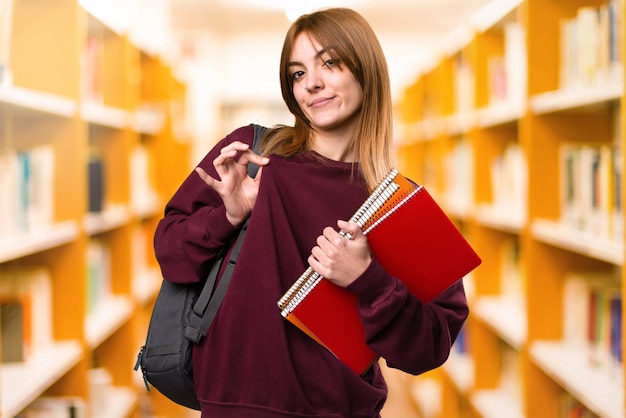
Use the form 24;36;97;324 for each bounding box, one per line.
184;124;267;344
248;123;268;178
184;218;249;343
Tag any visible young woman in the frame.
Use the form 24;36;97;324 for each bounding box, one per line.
154;8;468;418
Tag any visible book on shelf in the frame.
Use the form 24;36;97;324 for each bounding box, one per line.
503;21;527;108
500;343;523;404
129;144;159;214
452;325;470;356
16;396;86;418
454;52;474;115
0;267;53;362
490;142;527;223
86;238;111;314
0;0;13;86
82;35;103;104
558;392;600;418
88;368;113;417
562;270;622;374
487;56;507;106
611;107;623;241
559;142;621;241
0;146;55;239
443;135;474;213
277;169;481;375
487;21;527;108
1;300;26;362
88;154;105;213
559;1;623;88
499;238;525;304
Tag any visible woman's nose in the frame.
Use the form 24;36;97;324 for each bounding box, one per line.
304;68;323;92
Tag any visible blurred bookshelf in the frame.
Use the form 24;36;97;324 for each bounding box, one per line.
395;0;625;417
0;0;191;416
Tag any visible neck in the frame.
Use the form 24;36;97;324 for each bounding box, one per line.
310;127;357;162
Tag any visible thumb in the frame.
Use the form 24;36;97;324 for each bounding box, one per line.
254;165;264;183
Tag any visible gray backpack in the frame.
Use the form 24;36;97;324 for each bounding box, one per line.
134;124;267;410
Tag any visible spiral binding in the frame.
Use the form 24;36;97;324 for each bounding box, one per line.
363;185;423;235
278;168;417;316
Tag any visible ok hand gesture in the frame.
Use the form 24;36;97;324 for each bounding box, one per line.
195;141;270;226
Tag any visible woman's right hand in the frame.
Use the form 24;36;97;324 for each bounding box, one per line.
195;141;270;226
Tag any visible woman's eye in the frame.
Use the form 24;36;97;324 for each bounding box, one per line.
292;70;305;81
324;59;336;68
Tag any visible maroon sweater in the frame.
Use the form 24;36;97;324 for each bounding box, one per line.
154;125;469;417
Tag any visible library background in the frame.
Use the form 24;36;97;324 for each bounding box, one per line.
0;0;624;417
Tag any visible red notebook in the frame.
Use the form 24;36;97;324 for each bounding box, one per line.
277;169;481;375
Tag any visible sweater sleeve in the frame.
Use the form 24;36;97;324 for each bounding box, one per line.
347;260;469;375
153;125;255;284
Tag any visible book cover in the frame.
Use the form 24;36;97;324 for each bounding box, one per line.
1;300;26;362
20;396;86;418
0;0;13;86
0;267;53;360
88;156;105;213
278;169;481;374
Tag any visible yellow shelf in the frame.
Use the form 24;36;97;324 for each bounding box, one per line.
0;84;77;117
0;221;80;264
1;341;83;418
530;342;624;418
396;0;625;417
0;1;190;416
85;296;134;349
531;219;624;265
470;389;524;418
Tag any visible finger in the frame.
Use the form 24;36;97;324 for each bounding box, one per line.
222;141;250;153
338;220;362;239
195;167;217;186
238;149;271;167
308;254;323;275
214;148;240;167
212;142;250;169
322;226;343;246
310;245;323;261
316;233;331;253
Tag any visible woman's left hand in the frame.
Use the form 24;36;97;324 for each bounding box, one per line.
308;220;372;287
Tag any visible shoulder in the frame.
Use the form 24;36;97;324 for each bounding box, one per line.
225;124;269;144
224;125;256;146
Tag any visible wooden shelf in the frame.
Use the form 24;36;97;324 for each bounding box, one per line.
132;107;166;135
531;219;623;265
395;1;625;417
85;296;134;348
470;388;525;418
473;296;526;349
84;205;133;236
132;268;162;306
530;81;623;115
95;386;137;418
0;84;77;117
0;1;189;416
530;341;624;418
81;102;131;129
1;341;83;418
442;352;474;393
476;102;523;128
474;204;525;234
0;221;80;263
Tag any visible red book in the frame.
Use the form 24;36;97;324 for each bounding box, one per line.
278;169;481;375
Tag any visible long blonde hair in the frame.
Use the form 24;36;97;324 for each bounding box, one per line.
262;8;393;192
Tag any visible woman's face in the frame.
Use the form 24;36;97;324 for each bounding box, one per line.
289;32;363;134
